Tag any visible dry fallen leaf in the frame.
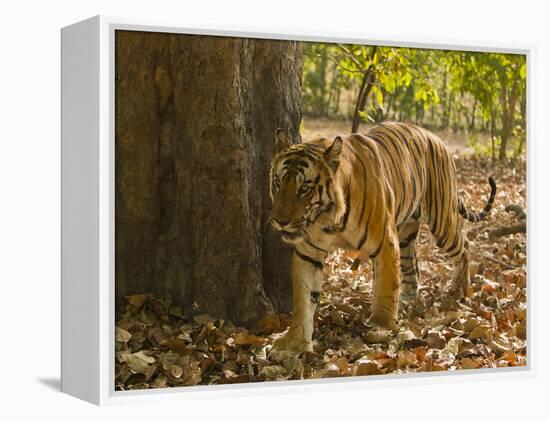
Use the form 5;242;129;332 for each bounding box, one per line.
233;332;266;346
115;326;132;343
127;294;152;310
119;351;156;373
170;364;183;379
354;358;383;376
397;350;417;368
165;338;189;355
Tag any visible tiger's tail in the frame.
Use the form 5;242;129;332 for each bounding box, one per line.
458;177;497;222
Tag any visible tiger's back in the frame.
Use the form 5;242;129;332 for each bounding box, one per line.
299;122;464;256
363;123;461;234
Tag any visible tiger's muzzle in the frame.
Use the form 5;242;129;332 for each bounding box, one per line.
269;216;306;243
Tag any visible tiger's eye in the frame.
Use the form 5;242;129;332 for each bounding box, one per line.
299;184;311;195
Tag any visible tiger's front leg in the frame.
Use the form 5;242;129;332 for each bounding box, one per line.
368;224;400;331
271;251;324;354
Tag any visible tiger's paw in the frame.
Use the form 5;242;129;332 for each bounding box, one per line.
269;331;312;359
399;282;418;304
440;285;469;311
443;281;468;303
364;315;397;344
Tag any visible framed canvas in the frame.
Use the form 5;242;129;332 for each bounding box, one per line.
61;15;534;405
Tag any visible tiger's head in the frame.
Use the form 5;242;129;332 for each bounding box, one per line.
269;128;346;244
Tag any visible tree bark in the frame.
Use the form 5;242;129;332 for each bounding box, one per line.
383;92;394;120
351;47;377;133
516;87;527;157
490;104;496;160
351;70;375;133
441;67;449;129
115;31;301;325
469;98;477;131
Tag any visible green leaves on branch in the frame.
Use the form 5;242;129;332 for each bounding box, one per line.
519;64;526;80
302;42;527;158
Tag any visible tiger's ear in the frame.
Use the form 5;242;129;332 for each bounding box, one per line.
275;128;291;153
324;136;343;172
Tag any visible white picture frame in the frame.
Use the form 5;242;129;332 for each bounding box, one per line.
61;15;535;405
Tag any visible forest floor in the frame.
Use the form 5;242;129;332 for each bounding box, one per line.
115;154;527;390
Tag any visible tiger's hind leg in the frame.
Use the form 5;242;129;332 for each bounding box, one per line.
448;236;470;297
398;219;421;304
433;217;470;298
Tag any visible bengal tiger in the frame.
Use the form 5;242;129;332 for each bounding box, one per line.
268;121;496;353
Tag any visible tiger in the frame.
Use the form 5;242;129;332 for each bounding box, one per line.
268;121;496;353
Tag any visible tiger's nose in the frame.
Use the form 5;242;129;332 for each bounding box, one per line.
270;217;291;229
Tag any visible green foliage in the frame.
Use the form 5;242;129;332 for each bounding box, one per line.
302;42;527;158
468;132;497;158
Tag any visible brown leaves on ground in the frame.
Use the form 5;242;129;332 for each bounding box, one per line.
115;156;526;390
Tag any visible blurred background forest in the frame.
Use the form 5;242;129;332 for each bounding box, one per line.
301;43;527;160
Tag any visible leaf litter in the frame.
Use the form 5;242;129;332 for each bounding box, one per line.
115;156;526;390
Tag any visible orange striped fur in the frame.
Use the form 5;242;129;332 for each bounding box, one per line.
269;122;496;353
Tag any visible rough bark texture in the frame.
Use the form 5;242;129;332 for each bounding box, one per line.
351;47;377;133
115;31;301;325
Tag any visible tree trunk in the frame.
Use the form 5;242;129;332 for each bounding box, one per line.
351;71;375;133
446;91;454;131
351;47;377;133
334;85;341;116
441;67;449;129
115;31;301;325
331;63;341;116
469;98;477;131
498;77;519;160
490;112;496;161
516;89;527;157
319;50;328;116
384;92;394;120
351;72;369;133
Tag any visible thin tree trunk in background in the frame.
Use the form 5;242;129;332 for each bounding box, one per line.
415;103;425;125
115;31;301;325
319;51;328;116
441;67;449;129
351;71;369;133
498;77;519;160
384;93;394;120
498;84;509;160
351;46;377;133
520;88;527;130
469;98;477;131
331;63;341;116
516;89;527;157
490;105;496;161
447;91;454;131
516;133;525;158
351;71;375;133
334;85;341;116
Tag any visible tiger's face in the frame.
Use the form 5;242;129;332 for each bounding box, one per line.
269;129;343;244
